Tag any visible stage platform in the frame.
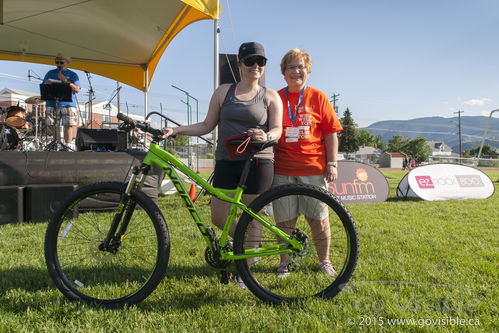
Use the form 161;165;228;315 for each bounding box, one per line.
0;150;163;224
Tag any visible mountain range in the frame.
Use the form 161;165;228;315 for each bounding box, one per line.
363;116;499;153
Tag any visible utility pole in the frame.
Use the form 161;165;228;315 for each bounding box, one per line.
454;110;464;162
330;93;340;112
117;81;121;113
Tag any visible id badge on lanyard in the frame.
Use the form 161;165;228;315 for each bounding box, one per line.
285;127;300;142
285;86;306;143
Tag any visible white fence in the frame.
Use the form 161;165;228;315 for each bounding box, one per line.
429;156;498;168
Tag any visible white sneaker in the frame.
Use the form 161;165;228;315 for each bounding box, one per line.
319;261;337;277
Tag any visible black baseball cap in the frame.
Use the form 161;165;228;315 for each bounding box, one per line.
238;42;267;61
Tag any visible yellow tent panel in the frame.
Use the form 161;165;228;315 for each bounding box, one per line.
0;0;219;91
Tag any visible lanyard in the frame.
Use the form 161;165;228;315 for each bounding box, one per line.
285;86;306;125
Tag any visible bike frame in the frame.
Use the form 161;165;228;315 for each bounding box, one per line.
125;143;303;261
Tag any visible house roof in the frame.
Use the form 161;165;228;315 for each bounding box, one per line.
0;87;39;97
427;141;452;152
387;152;406;157
355;146;383;154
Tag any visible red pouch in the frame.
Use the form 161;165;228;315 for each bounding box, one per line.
223;133;251;160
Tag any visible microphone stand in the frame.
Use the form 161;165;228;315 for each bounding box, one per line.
27;69;43;148
85;71;95;128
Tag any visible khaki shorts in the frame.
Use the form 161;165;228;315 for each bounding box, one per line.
271;174;329;222
45;106;78;126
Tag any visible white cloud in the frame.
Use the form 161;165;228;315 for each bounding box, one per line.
480;110;496;116
464;98;492;106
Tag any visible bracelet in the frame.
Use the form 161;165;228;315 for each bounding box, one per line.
327;161;338;167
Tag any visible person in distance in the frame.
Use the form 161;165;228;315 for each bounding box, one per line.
43;53;81;149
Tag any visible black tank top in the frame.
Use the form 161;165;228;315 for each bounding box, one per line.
215;83;273;160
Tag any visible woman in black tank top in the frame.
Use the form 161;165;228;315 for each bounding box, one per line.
162;42;283;238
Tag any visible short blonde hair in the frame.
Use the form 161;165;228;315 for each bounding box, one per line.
280;48;312;75
55;53;71;63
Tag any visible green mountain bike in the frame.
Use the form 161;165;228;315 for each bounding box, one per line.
44;112;359;307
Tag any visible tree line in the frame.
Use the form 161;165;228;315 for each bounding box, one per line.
338;108;496;162
166;108;497;163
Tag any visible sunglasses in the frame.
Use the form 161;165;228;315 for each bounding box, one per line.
55;61;65;65
242;56;266;67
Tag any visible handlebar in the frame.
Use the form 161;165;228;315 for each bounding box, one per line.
116;112;135;125
117;112;214;146
117;112;165;141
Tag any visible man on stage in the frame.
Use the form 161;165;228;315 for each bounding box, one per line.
43;53;81;149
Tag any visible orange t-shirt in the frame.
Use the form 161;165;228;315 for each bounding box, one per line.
275;86;343;175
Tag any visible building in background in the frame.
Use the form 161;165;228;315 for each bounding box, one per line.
346;146;384;165
0;87;140;128
0;88;45;122
379;152;406;169
427;141;452;156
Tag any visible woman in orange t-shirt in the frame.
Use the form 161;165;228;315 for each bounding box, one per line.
273;48;343;278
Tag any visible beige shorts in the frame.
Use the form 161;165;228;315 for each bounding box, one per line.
45;106;78;126
271;174;329;222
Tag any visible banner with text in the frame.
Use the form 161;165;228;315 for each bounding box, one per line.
328;161;389;203
397;163;494;201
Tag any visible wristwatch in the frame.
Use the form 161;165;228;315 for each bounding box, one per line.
327;161;338;167
266;132;273;141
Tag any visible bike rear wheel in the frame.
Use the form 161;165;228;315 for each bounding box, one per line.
44;182;170;308
234;184;358;303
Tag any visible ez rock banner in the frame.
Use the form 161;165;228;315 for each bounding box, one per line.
397;163;494;201
329;161;389;204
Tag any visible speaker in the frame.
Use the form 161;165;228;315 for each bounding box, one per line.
25;184;78;222
76;128;126;151
219;54;240;85
219;53;265;86
0;186;24;224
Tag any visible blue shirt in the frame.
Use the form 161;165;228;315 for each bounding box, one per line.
43;69;80;107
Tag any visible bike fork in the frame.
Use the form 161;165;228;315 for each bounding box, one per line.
99;165;148;253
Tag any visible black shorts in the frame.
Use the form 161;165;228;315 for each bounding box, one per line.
213;159;274;194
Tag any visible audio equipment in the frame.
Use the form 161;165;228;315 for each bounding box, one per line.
76;128;126;151
0;186;24;224
25;184;78;222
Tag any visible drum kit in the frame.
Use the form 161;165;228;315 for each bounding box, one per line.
0;96;46;151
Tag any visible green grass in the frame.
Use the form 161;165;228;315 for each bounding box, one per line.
0;170;497;332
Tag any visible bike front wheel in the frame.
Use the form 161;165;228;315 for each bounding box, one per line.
234;184;359;303
44;182;170;308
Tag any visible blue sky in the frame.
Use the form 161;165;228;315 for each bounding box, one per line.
0;0;498;127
